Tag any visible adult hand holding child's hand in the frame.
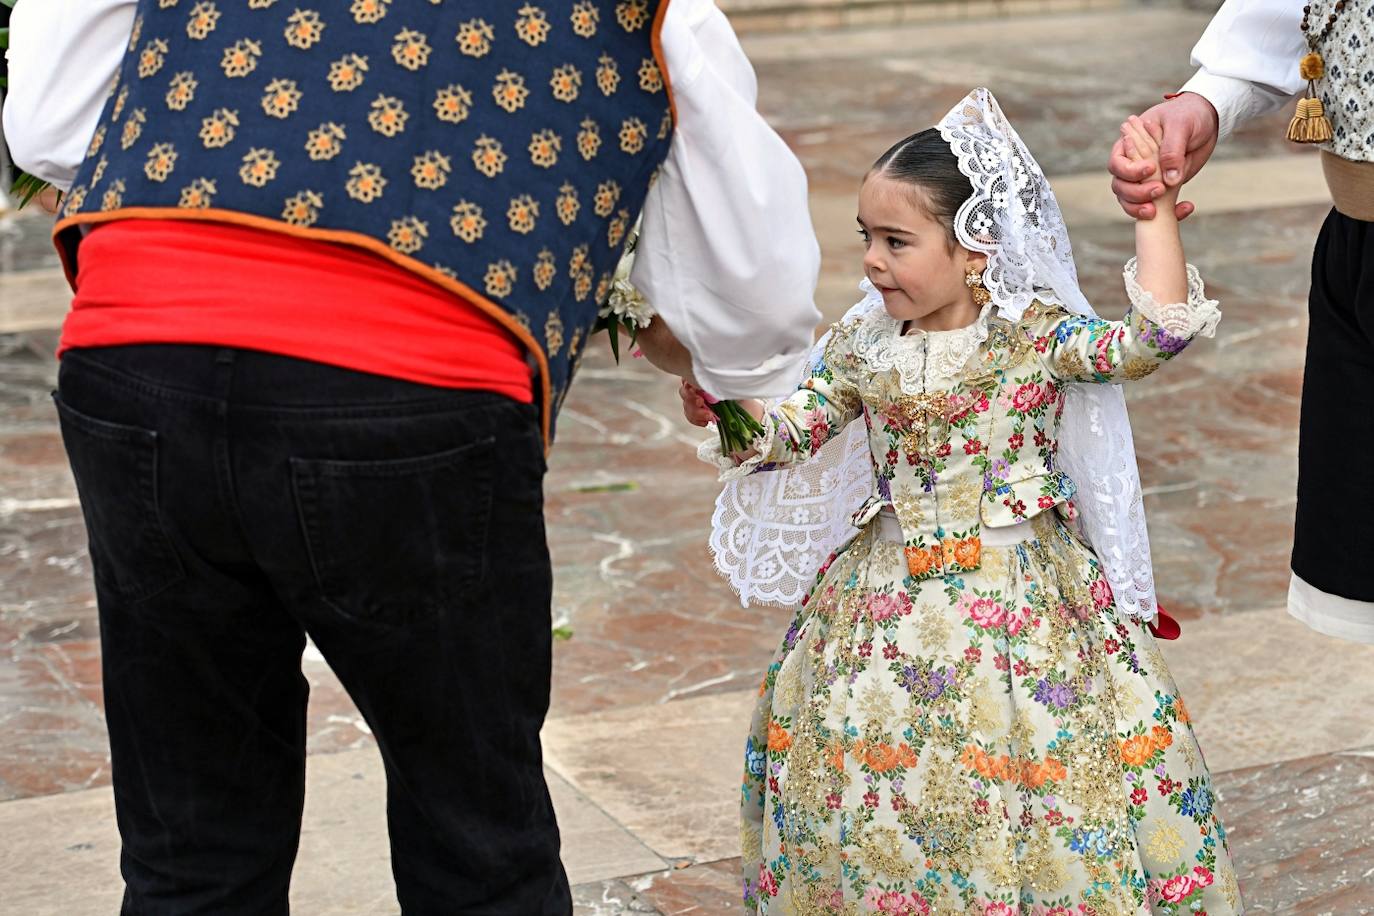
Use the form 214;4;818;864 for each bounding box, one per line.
1108;92;1219;221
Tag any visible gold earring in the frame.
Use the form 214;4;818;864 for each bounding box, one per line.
965;267;991;307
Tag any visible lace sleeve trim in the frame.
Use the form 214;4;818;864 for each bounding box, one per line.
1123;257;1221;340
696;413;779;482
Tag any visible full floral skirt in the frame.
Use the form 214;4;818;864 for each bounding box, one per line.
740;514;1243;915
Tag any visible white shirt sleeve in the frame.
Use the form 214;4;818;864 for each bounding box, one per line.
2;0;139;191
632;0;823;401
1179;0;1306;141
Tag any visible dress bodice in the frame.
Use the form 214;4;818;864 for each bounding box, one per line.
704;260;1220;585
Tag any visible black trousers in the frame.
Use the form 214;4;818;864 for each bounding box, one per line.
1293;208;1374;601
54;345;570;915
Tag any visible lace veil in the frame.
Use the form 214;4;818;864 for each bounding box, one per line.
708;88;1160;621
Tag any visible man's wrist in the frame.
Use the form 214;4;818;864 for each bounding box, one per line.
1176;72;1243;141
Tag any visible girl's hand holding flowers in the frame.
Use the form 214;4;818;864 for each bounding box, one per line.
679;380;765;461
679;380;717;427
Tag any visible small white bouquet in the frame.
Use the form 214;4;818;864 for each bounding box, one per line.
594;221;656;362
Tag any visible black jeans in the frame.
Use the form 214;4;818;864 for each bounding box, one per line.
55;345;569;915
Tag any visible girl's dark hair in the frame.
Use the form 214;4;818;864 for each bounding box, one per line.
870;128;972;249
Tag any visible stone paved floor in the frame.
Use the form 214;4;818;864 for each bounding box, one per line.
3;5;1374;914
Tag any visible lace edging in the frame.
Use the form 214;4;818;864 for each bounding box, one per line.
696;414;778;482
1123;257;1221;340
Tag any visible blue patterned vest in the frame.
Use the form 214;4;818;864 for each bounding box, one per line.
54;0;675;446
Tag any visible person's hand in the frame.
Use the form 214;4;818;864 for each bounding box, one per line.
1119;116;1180;215
1108;92;1218;220
679;379;715;427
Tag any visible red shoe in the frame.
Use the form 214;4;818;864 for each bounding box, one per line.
1147;606;1181;640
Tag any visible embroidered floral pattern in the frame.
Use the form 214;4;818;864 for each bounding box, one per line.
261;78;302;119
305;122;346;161
143;142;178;182
138;39;170;78
507;194;539;234
471;135;507;177
238;147;280;186
545;311;565;355
555;182;580;225
515;5;552;46
533;248;557;290
345;161;386;203
178;177;216;208
637;57;663;93
186;2;220;40
282;189;323;226
449;200;487;242
493;69;530;113
350;0;388;25
410;150;451;190
328;53;368;92
576;117;602;160
455;18;494;58
592;179;620;218
221;38;262;78
387;216;428;253
528;129;562;168
484;259;517;297
391;28;431;71
722;293;1240;914
550;64;582;103
595;53;620;95
121;109;148;150
367;95;407;136
166;71;198;110
618;117;647;154
570;1;599;37
615;0;650;31
432;84;472;123
284;9;325;49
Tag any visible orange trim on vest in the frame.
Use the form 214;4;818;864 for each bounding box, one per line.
53;1;679;454
55;206;554;452
652;0;678;128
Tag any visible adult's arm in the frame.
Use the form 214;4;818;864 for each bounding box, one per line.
1109;0;1305;219
632;0;823;401
3;0;138;191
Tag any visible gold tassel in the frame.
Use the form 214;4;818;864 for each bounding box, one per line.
1288;54;1333;144
1288;95;1334;144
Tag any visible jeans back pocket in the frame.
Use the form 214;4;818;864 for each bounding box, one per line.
290;436;497;626
53;393;186;604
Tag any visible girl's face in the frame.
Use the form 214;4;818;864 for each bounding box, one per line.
857;171;987;331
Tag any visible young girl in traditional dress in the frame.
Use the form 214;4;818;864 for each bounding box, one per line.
684;90;1242;914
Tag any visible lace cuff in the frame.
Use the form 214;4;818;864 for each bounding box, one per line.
696;414;779;482
1123;257;1221;340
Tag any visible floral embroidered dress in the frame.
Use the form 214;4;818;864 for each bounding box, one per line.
706;261;1243;915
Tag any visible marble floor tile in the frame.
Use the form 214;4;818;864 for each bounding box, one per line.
0;747;669;914
1219;747;1374;914
543;689;760;864
1159;606;1374;775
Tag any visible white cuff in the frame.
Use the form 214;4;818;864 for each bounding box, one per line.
691;349;810;403
1123;258;1221;340
696;414;777;482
